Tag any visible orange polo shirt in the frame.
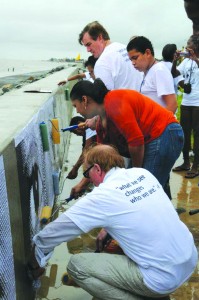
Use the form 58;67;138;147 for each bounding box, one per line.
96;89;178;157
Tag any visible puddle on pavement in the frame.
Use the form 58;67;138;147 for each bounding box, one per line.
170;169;199;300
36;163;199;300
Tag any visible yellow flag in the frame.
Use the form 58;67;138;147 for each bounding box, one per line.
75;53;81;61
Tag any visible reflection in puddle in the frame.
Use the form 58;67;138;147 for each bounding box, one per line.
170;169;199;300
37;276;50;299
49;264;58;287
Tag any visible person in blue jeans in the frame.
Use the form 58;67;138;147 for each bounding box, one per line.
68;79;184;198
143;123;184;186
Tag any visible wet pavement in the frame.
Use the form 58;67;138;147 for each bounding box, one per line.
170;159;199;300
35;132;199;300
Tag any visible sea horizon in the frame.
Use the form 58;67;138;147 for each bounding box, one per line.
0;58;71;89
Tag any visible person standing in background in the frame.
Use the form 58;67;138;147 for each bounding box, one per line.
161;43;184;94
79;21;142;91
127;36;177;113
172;35;199;178
127;36;178;199
58;55;97;86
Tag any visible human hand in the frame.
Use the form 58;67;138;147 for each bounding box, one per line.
85;116;98;130
187;48;198;62
70;183;85;199
67;167;78;179
174;51;181;61
95;229;112;252
27;245;45;280
58;80;68;86
27;263;45;280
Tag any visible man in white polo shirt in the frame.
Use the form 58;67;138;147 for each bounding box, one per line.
78;21;142;91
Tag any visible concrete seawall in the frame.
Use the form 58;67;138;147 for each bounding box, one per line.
0;66;80;300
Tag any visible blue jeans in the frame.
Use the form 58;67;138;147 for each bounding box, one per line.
143;123;184;188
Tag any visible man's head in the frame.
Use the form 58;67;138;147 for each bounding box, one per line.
127;36;155;72
84;55;97;80
184;0;199;35
69;116;85;136
83;144;124;186
162;44;177;62
70;79;109;119
186;34;199;55
79;21;110;58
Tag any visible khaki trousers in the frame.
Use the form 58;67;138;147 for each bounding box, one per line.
67;253;169;300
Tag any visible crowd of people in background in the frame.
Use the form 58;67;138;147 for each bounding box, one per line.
28;3;199;299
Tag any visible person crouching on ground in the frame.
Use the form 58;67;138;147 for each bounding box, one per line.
29;144;197;300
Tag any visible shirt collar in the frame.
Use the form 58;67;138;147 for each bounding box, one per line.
103;167;120;183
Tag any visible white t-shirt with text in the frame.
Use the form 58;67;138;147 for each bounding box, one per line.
34;167;197;294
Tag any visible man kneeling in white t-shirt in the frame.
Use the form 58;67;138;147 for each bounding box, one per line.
29;144;197;300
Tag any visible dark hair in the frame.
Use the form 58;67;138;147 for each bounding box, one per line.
69;116;85;126
79;21;110;45
70;79;109;104
127;36;155;56
84;55;97;68
162;44;177;62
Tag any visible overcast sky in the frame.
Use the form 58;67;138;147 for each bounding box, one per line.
1;0;192;61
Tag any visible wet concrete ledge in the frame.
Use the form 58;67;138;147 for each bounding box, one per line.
0;66;79;153
0;66;81;300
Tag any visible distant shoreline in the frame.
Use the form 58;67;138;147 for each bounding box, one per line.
0;70;51;88
0;59;82;94
0;62;67;94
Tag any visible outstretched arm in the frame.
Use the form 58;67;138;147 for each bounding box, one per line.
67;134;96;179
58;73;86;86
28;214;83;278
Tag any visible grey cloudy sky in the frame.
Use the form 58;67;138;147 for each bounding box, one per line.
1;0;192;60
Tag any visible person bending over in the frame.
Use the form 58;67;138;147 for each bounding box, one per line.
58;55;97;86
67;116;96;179
69;79;184;197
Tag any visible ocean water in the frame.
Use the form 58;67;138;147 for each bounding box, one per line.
0;59;69;88
0;59;69;77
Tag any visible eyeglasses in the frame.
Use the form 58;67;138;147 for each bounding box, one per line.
83;165;94;179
